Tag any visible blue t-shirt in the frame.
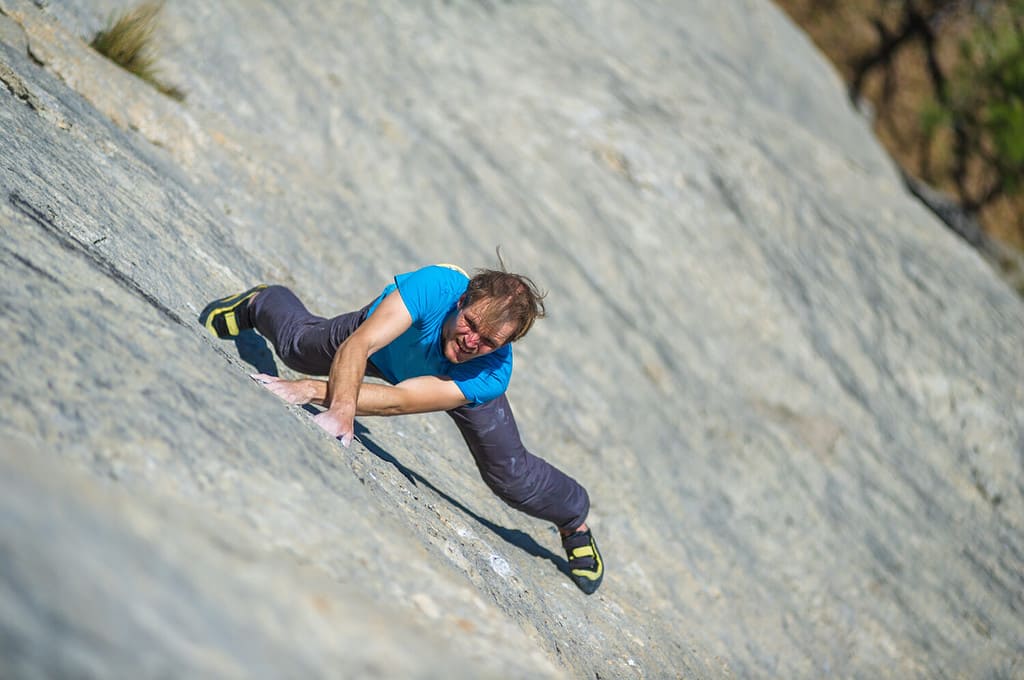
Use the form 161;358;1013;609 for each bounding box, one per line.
366;265;513;405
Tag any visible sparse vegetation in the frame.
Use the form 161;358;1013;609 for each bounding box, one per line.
919;1;1024;213
90;1;184;101
775;0;1024;252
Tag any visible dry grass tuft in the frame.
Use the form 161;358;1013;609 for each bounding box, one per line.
90;1;184;101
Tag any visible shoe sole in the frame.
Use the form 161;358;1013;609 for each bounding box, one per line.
198;285;267;338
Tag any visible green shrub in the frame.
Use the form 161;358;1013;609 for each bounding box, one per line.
90;1;184;101
922;0;1024;206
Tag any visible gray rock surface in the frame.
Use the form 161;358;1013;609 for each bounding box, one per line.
1;0;1022;677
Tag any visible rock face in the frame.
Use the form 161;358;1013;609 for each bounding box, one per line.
1;0;1022;677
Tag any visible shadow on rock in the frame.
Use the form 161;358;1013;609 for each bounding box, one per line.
234;332;321;415
354;422;570;576
233;330;279;376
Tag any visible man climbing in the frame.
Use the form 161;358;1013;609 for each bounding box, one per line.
199;262;603;594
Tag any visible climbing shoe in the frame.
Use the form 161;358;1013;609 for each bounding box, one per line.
198;285;267;338
562;528;603;595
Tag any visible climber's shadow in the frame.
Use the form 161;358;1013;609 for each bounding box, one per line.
234;331;320;415
234;330;278;376
229;331;569;575
353;422;570;576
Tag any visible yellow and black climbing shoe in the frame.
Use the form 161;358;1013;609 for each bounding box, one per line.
198;285;267;338
562;528;603;595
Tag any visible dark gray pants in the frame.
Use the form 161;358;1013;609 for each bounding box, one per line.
249;285;590;531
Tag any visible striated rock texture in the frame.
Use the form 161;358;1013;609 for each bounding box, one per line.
1;0;1022;677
